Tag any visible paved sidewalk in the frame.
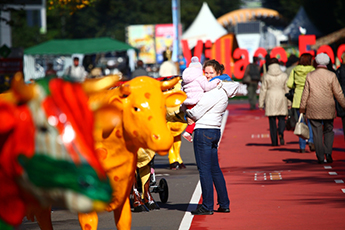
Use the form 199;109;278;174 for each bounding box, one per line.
190;102;345;230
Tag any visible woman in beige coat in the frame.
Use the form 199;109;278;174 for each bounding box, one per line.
300;53;345;164
259;58;291;146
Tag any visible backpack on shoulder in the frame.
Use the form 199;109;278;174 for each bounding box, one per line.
249;64;261;81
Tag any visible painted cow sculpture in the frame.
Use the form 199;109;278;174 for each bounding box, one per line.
115;76;187;170
76;76;186;230
0;73;120;230
131;77;188;212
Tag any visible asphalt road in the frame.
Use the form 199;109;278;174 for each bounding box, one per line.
19;138;199;230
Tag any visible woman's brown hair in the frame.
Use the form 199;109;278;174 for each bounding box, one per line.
298;53;313;66
203;59;225;75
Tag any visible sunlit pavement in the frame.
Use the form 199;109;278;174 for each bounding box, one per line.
189;101;345;230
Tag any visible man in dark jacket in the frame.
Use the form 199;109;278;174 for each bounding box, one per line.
243;56;261;110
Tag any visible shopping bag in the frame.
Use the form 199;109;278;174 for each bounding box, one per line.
294;113;309;140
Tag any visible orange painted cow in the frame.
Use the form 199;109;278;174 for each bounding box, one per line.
77;76;186;230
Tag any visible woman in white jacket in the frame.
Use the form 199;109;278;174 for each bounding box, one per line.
259;58;291;146
186;59;239;215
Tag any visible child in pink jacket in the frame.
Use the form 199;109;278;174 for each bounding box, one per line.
181;56;221;142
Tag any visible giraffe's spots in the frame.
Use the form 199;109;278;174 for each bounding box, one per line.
84;224;92;230
113;175;119;181
145;92;151;99
116;130;122;138
148;116;152;121
133;130;138;137
96;148;108;160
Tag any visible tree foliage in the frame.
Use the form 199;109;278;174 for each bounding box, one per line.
9;0;345;49
48;0;97;12
262;0;345;34
10;0;241;48
262;0;300;21
303;0;345;34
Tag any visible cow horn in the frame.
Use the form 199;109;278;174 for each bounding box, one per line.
11;72;35;103
119;83;131;97
161;76;181;91
82;74;121;95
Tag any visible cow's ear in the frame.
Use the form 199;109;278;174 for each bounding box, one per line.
82;75;121;94
94;104;122;139
165;91;187;108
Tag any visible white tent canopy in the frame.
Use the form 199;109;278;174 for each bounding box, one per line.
182;2;227;49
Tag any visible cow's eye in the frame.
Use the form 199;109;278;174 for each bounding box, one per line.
78;176;94;189
78;178;91;189
134;107;141;112
38;126;48;133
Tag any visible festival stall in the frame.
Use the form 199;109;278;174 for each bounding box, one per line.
23;37;136;81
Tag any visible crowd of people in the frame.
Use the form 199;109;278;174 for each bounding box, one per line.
44;51;178;81
43;47;204;82
254;52;345;165
182;52;345;215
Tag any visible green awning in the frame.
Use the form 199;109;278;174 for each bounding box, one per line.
24;37;135;55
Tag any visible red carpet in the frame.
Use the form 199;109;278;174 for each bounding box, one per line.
190;102;345;230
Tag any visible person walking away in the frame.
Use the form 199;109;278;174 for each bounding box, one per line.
186;59;240;215
259;58;291;146
181;56;221;142
243;56;261;110
335;52;345;140
159;49;178;77
286;53;315;153
300;53;345;164
64;57;88;82
131;60;149;79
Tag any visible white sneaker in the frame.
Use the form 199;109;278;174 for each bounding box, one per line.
182;132;193;143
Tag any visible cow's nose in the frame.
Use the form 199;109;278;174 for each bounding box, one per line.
150;132;174;150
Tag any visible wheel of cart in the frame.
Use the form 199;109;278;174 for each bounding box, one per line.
149;164;169;203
